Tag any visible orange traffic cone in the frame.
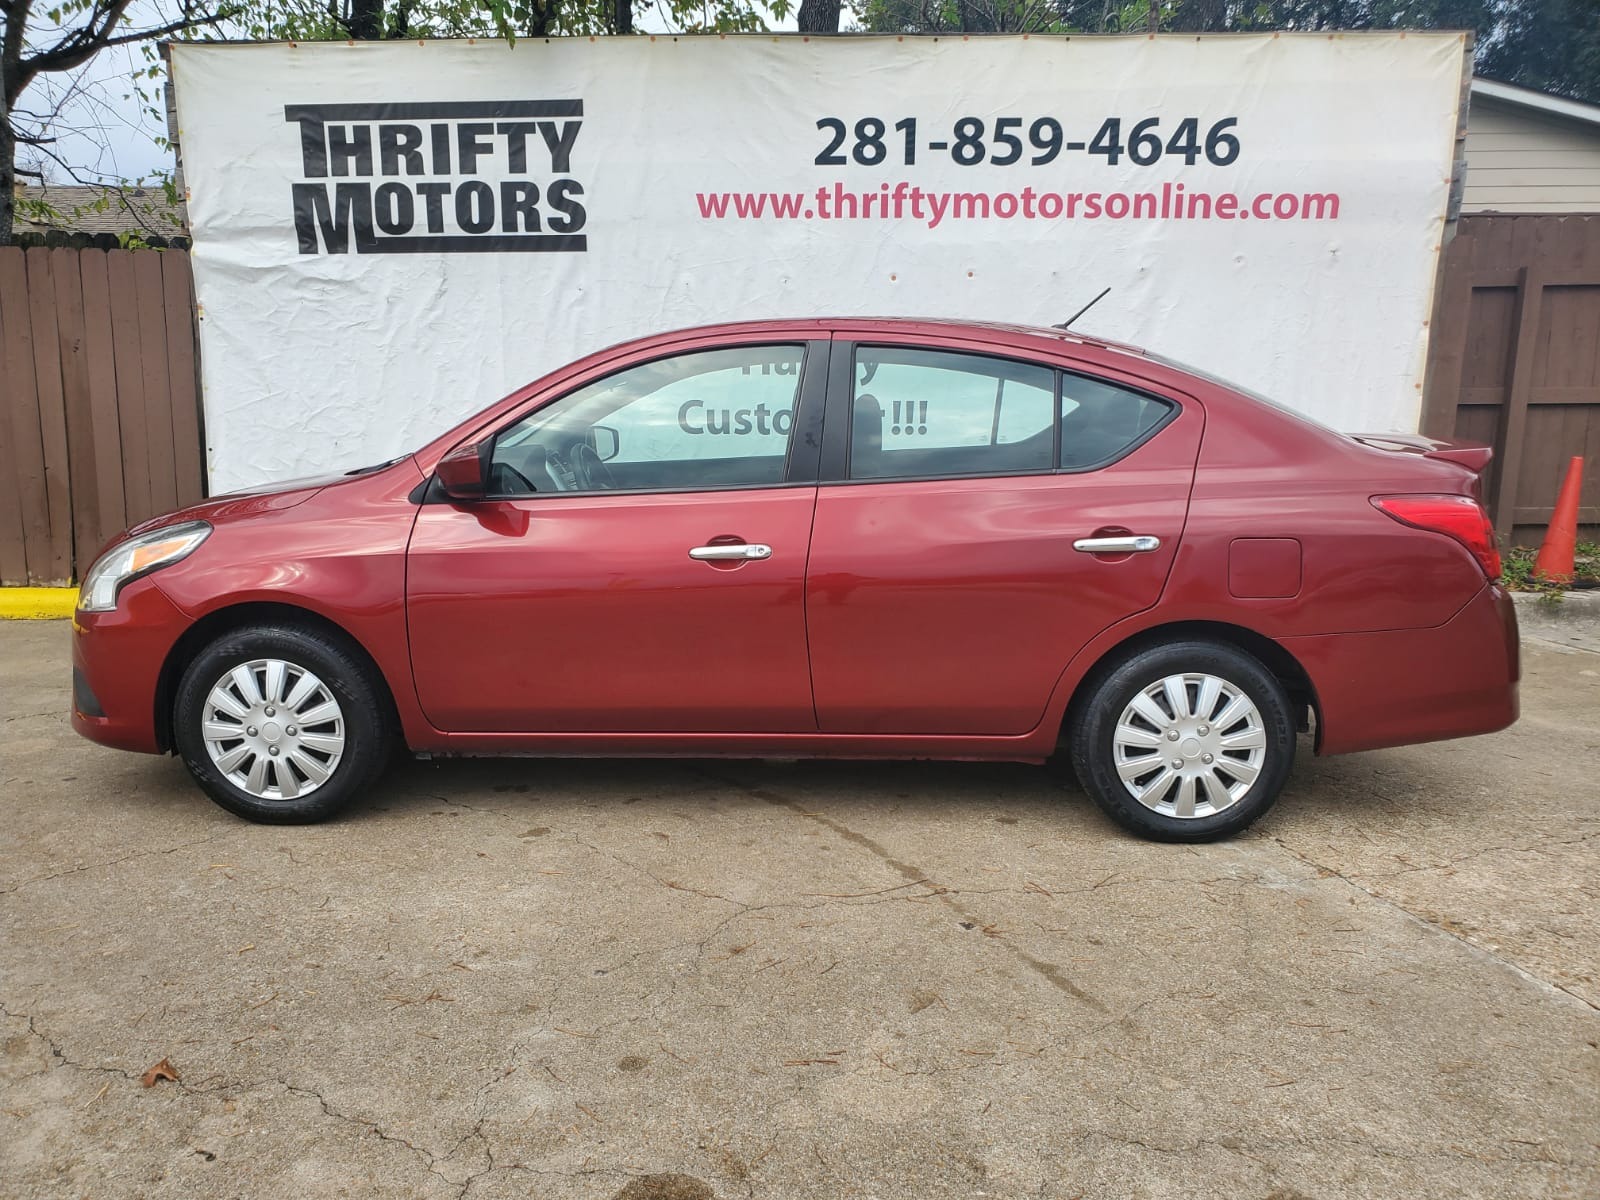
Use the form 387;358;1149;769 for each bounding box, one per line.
1533;456;1585;585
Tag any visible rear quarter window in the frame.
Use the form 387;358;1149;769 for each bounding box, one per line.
1059;373;1175;470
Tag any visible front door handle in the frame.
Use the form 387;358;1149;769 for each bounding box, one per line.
689;543;773;561
1072;535;1161;554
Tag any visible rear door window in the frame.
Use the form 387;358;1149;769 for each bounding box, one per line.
847;348;1055;481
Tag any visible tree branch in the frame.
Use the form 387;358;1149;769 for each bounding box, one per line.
25;1;234;78
27;0;126;70
97;9;235;49
19;0;133;82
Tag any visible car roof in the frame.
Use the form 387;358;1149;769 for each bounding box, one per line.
638;316;1150;357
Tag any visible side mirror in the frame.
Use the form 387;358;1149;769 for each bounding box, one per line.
589;425;620;462
436;440;488;500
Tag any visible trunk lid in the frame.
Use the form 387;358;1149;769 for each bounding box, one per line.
1346;433;1493;476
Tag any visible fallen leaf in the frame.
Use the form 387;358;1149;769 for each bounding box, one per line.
141;1057;180;1088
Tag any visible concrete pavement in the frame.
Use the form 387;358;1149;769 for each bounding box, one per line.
2;619;1596;1198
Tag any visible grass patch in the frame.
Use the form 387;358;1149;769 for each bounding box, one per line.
1502;540;1600;599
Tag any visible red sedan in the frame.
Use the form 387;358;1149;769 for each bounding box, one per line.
70;319;1518;840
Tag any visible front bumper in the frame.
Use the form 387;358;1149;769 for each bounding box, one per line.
1285;582;1520;757
70;579;193;754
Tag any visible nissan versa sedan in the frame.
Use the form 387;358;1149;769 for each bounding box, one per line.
71;319;1519;840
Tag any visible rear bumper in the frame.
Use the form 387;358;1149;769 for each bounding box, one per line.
1286;582;1520;757
70;579;191;755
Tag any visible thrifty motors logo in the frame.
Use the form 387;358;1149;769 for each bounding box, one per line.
285;101;588;254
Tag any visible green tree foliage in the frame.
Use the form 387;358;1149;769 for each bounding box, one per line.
231;0;789;41
1478;0;1600;103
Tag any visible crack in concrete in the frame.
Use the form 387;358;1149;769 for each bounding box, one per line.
454;810;1153;1095
16;964;1584;1178
695;769;1109;1013
0;833;222;895
858;997;1160;1081
1264;835;1600;1013
424;791;515;819
0;1000;208;1097
277;1079;486;1194
1523;633;1600;658
2;1000;502;1196
2;709;62;724
1073;1127;1586;1169
11;988;1579;1192
1350;830;1600;879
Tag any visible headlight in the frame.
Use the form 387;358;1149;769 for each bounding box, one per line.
77;522;212;613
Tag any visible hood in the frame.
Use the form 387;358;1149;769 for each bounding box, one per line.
125;473;347;538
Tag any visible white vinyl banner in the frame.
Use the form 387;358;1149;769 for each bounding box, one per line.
171;33;1467;491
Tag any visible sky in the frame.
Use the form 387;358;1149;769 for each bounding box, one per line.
17;0;807;186
17;27;173;183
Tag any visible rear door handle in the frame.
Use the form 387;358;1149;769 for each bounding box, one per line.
1072;535;1161;554
689;543;773;561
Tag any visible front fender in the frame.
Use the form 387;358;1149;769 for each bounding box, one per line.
150;462;436;750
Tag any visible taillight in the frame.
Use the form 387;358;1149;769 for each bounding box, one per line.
1373;495;1501;580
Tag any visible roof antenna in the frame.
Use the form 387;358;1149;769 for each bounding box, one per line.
1054;287;1111;330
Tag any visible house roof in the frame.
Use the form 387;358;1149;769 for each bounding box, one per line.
1472;77;1600;131
13;183;188;237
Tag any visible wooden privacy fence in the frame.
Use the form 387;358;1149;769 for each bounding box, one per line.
5;223;1594;579
0;246;205;586
1423;214;1600;545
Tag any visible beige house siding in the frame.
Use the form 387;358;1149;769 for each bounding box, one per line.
1463;97;1600;214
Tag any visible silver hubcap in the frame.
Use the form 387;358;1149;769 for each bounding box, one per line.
1112;673;1267;819
201;659;345;800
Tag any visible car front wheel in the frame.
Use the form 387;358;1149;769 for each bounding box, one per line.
173;624;393;823
1069;640;1296;841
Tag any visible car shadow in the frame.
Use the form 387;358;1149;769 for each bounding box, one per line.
393;742;1477;836
359;752;1086;825
1267;734;1474;826
99;731;1452;837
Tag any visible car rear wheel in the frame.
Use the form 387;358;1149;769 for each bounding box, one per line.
1069;640;1295;841
173;625;393;823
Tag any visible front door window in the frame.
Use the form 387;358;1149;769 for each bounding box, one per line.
491;345;806;495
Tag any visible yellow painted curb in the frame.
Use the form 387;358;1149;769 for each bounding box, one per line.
0;587;77;619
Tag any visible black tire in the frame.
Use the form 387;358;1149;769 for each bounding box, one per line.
1068;640;1295;842
173;624;394;823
